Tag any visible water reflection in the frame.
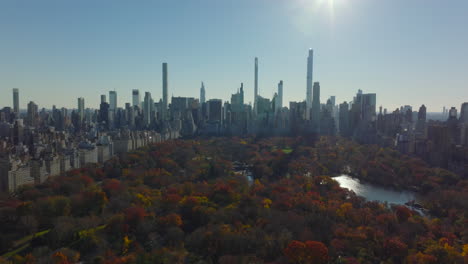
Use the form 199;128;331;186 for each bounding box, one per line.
333;175;415;205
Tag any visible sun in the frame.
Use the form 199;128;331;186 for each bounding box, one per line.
289;0;346;34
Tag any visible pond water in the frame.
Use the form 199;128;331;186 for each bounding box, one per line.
332;175;416;206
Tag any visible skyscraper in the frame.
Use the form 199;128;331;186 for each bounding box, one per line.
361;93;377;122
109;91;117;111
459;102;468;123
306;49;313;119
277;80;283;110
101;95;107;104
143;92;152;126
162;62;168;119
77;97;85;123
311;82;320;130
26;101;38;127
132;89;140;108
12;88;19;116
254;57;258;114
200;82;206;104
339;102;350;136
416;104;427;137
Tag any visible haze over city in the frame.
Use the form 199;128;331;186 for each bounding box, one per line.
1;0;467;111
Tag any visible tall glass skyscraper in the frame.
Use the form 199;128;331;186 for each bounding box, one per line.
254;57;258;115
132;89;140;108
77;97;85;122
162;63;168;119
109;91;117;111
277;80;283;109
311;82;321;131
13;88;19;115
306;49;314;120
200;82;206;104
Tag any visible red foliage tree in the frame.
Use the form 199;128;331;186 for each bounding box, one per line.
124;206;147;226
284;240;329;264
384;238;408;258
394;205;412;222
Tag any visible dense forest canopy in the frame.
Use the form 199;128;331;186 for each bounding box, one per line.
0;136;467;263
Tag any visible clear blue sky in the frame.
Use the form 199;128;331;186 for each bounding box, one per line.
1;0;467;112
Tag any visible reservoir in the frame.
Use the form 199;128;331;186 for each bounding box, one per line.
333;175;416;206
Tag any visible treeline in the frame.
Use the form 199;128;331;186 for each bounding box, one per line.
0;137;466;263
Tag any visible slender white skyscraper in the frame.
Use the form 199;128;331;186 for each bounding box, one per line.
278;80;283;110
306;49;313;119
12;88;19;115
132;89;140;107
200;82;206;104
254;57;258;114
162;62;168;119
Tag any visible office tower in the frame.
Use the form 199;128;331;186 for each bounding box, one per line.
99;101;110;129
311;82;320;130
361;93;377;122
277;80;283;110
208;99;223;122
12;88;19;116
132;89;140;108
143;92;152;126
230;83;244;112
329;96;336;107
339;102;350;136
306;49;313;119
200;82;206;104
459;102;468;123
109;91;117;111
101;95;107;104
162;62;168;119
418;105;427;121
254;57;258;114
416;104;427;137
77;97;85;123
26;101;38;127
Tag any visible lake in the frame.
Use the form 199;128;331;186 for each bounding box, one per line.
333;175;416;206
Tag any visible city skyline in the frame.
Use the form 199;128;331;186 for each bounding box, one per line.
1;0;468;111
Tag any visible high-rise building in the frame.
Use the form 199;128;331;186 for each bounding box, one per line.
200;82;206;104
26;101;38;127
418;105;427;121
109;91;117;111
99;101;109;129
132;89;140;108
143;92;152;126
254;57;258;114
339;102;350;136
12;88;19;116
162;62;168;119
311;82;320;130
277;80;283;110
230;83;244;112
101;95;107;104
459;102;468;123
306;49;313;119
208;99;222;122
77;97;85;123
416;104;427;137
361;93;377;122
